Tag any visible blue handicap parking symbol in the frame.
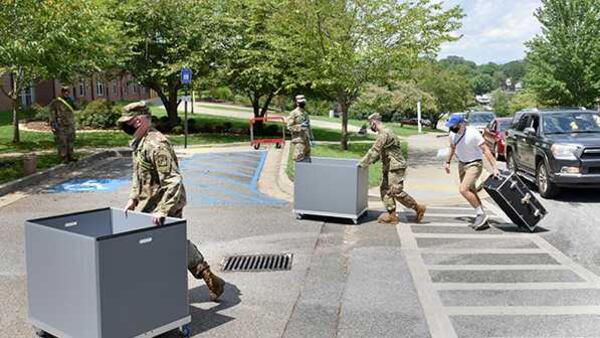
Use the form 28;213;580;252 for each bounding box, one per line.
47;179;129;193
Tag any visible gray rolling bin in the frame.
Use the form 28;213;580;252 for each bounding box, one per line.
294;157;369;224
25;207;192;338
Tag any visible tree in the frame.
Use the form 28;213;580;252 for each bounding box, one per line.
414;61;472;128
222;0;294;121
274;0;463;149
0;0;120;143
491;90;511;116
115;0;226;126
509;89;540;114
503;60;528;83
525;0;600;107
472;74;495;95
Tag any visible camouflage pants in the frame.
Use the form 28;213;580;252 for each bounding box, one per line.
292;140;311;162
380;169;418;212
166;210;205;270
54;130;75;162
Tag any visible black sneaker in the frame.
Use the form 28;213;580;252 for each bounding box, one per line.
472;214;489;230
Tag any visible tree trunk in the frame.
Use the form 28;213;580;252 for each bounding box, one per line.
166;87;180;127
251;94;264;134
10;73;20;143
340;101;349;150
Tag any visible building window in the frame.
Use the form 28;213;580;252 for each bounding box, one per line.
124;83;129;94
96;82;104;96
20;82;35;107
79;79;86;97
133;85;138;94
113;83;118;94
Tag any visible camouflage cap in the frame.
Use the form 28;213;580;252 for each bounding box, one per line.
117;101;151;124
60;86;70;92
367;113;382;121
295;95;306;103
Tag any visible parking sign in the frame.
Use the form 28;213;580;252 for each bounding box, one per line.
181;67;192;85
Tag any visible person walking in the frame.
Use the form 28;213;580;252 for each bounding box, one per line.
358;113;426;224
444;114;500;230
287;95;312;162
118;101;225;301
48;86;76;163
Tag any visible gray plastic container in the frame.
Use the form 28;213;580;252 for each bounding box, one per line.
294;157;369;224
25;207;191;338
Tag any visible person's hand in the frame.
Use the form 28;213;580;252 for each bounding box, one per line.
124;198;138;217
151;212;165;226
443;162;451;174
492;167;500;178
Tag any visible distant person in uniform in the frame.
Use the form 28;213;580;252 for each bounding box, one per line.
444;114;499;230
48;86;76;163
287;95;312;162
118;101;225;301
358;113;427;224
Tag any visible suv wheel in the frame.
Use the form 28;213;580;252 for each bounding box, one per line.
507;151;517;173
536;161;559;198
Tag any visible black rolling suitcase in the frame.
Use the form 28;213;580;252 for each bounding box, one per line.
483;171;547;231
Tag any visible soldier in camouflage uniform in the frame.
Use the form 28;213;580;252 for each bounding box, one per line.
358;113;426;224
118;101;225;301
287;95;312;162
48;87;76;163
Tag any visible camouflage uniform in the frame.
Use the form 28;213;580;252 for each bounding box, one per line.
129;128;205;271
48;97;76;162
287;107;311;162
359;127;418;212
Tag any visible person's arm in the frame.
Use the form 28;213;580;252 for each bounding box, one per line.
358;133;384;167
444;143;456;174
480;142;500;176
152;144;186;221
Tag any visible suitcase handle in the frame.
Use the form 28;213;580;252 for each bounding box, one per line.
521;193;532;205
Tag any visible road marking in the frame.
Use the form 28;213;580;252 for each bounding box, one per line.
418;248;546;254
0;192;27;208
528;235;600;284
413;223;472;227
397;220;458;338
413;233;532;239
446;305;600;316
426;265;571;271
434;282;600;290
417;213;503;219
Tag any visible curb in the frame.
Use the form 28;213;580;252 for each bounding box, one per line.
0;148;131;197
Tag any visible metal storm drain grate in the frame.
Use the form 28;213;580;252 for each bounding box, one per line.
221;253;293;272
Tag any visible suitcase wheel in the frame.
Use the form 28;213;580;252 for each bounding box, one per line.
179;324;191;337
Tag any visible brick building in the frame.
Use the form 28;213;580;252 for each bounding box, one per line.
0;73;155;111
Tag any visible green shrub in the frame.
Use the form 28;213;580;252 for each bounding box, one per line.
23;104;50;121
77;99;123;129
209;86;234;101
171;126;184;134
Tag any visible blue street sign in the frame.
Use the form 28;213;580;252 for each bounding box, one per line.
181;67;192;84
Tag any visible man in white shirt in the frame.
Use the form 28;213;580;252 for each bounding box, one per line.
444;114;499;230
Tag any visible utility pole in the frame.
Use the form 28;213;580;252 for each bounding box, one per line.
417;97;422;134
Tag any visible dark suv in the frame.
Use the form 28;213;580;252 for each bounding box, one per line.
505;109;600;198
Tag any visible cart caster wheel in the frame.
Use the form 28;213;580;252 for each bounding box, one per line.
34;329;47;337
276;142;282;149
179;324;191;337
352;219;358;225
253;144;260;150
295;213;303;220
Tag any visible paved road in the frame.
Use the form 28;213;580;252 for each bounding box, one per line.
3;145;600;337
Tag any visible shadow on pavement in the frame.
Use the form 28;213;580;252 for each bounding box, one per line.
158;283;242;337
491;220;549;233
550;189;600;204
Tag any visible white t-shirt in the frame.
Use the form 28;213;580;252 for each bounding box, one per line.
449;126;485;163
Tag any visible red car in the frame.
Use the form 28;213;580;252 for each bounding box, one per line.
483;117;512;160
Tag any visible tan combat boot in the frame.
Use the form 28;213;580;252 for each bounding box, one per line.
194;262;225;301
414;204;427;223
377;211;399;224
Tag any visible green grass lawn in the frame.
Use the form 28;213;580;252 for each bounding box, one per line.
0;153;86;184
286;142;408;188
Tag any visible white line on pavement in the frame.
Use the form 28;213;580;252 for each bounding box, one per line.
413;233;533;239
446;305;600;316
418;248;546;254
397;223;458;338
426;265;571;271
434;282;600;291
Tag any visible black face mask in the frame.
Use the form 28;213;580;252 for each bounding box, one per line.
370;124;377;132
449;126;461;133
298;102;306;109
121;123;137;136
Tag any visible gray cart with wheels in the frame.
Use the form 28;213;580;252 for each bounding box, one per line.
25;207;191;338
294;157;369;224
